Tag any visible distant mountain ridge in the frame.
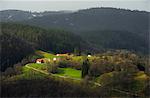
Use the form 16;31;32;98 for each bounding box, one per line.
1;7;149;54
0;10;73;22
1;8;149;34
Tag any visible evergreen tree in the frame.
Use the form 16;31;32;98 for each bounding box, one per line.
82;57;90;78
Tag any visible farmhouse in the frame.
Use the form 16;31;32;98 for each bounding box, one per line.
88;55;91;57
36;59;45;64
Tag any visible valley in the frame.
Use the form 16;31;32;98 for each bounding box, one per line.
1;7;150;97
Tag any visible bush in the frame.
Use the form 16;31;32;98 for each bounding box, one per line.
47;62;58;74
89;64;102;77
70;61;82;70
97;72;114;86
13;64;23;75
58;59;82;70
58;60;70;68
89;58;114;77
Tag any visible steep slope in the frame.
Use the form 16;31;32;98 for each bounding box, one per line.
0;33;34;71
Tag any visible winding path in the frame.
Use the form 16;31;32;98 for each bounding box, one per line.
25;64;81;80
25;65;139;97
25;65;49;75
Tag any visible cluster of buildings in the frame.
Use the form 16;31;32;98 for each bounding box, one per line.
36;53;69;64
36;53;92;64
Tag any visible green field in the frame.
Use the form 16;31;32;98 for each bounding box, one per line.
25;51;83;80
22;66;48;79
26;63;47;69
25;63;81;79
56;68;81;79
36;50;62;59
5;65;48;81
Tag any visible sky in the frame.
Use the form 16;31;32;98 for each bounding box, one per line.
0;0;150;12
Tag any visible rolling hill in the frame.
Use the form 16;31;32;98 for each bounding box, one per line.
1;7;149;54
23;8;149;35
1;7;150;98
0;10;72;22
80;30;149;54
1;7;149;71
0;23;88;71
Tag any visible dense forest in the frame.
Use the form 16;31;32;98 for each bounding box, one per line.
80;30;149;54
1;8;149;34
0;33;34;71
1;7;149;54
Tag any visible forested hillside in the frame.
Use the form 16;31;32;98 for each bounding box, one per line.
1;23;87;71
1;8;148;54
0;33;34;71
0;10;72;22
21;8;149;54
22;8;149;35
80;30;149;54
2;8;148;35
1;7;149;71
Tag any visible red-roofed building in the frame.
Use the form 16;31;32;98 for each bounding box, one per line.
36;59;45;64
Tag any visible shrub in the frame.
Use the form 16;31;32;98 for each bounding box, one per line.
13;64;23;75
97;72;115;86
58;59;82;70
58;60;70;68
89;58;114;77
47;62;58;74
69;61;82;70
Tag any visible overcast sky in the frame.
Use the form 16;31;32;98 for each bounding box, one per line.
0;0;150;12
